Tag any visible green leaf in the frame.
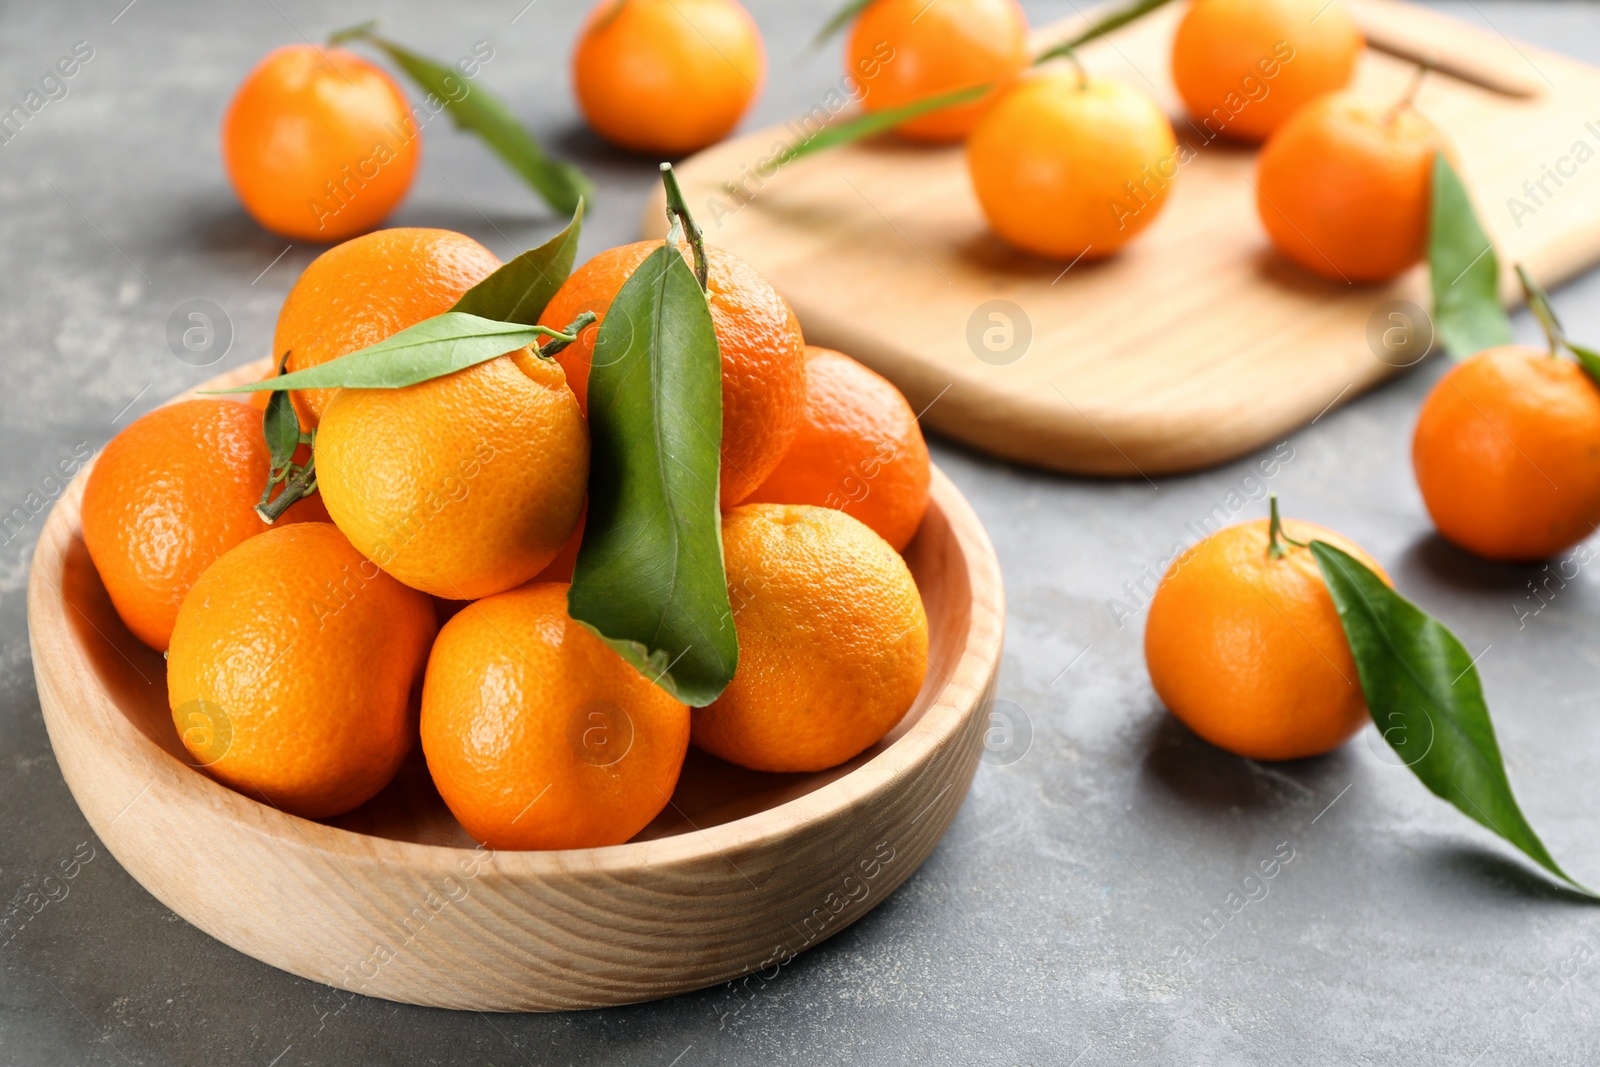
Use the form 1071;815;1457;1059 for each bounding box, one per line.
781;84;991;163
261;356;301;470
332;25;592;214
568;243;738;707
450;200;584;325
212;314;564;394
1570;341;1600;390
1032;0;1178;65
811;0;873;48
1310;540;1591;895
1430;154;1513;360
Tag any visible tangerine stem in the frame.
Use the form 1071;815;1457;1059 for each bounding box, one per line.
1388;62;1431;122
660;163;709;292
1268;495;1308;559
1065;48;1090;90
1516;263;1566;358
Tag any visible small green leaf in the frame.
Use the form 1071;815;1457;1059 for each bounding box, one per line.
332;25;592;214
450;200;584;325
1570;341;1600;390
261;356;301;470
212;314;565;394
781;84;991;163
811;0;873;48
1311;540;1591;895
1430;154;1513;360
568;243;738;707
1032;0;1177;65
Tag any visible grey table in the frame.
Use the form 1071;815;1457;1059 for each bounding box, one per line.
6;1;1600;1063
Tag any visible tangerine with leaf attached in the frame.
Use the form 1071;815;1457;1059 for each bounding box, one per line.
536;239;806;506
1144;501;1389;761
1413;346;1600;561
82;399;329;652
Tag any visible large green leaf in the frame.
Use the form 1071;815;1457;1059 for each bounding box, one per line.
214;314;567;394
450;200;584;325
331;24;592;214
568;244;738;707
1311;540;1590;895
1430;154;1513;360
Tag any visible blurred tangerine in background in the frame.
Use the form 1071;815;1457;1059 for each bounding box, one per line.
846;0;1030;143
1255;88;1442;283
222;44;420;242
573;0;766;155
1171;0;1364;143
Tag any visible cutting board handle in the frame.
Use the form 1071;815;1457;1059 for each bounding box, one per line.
1348;0;1545;98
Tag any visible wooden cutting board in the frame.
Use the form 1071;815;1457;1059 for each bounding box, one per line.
647;0;1600;476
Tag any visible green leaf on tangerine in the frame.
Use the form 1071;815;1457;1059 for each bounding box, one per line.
211;314;560;394
1311;539;1591;896
1430;153;1513;360
568;242;738;707
450;199;584;325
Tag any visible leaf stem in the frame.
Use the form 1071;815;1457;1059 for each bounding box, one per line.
660;162;709;293
1267;494;1308;559
538;311;598;358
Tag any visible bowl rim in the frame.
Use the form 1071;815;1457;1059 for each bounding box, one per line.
30;357;1006;877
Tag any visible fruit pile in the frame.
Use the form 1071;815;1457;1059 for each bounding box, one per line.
82;191;936;852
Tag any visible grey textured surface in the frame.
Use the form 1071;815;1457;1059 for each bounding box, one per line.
5;1;1600;1063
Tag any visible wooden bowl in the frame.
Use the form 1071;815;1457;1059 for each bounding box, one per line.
26;359;1005;1011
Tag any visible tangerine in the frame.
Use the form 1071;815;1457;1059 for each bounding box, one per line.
573;0;765;155
846;0;1030;143
82;399;329;651
166;522;436;819
746;347;930;551
693;505;929;773
1171;0;1364;143
420;582;690;850
1255;90;1441;283
967;69;1178;260
537;240;805;505
315;351;588;601
223;44;420;242
1413;346;1600;561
